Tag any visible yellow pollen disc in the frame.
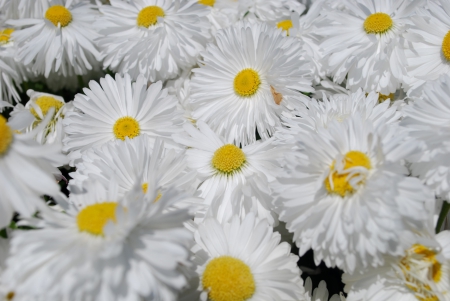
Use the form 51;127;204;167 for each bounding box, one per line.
399;244;442;301
325;151;371;197
142;183;148;193
30;96;64;119
234;68;261;97
202;256;255;301
77;202;118;236
137;6;165;28
113;116;140;141
0;28;14;44
277;20;293;35
441;31;450;61
199;0;215;6
364;12;393;34
0;115;13;156
45;5;73;27
212;144;246;174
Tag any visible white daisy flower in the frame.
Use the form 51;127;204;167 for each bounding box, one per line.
174;121;284;225
0;27;25;106
404;0;450;94
0;113;66;229
192;213;305;301
98;0;211;82
274;116;433;273
70;135;199;210
9;90;73;146
2;179;194;301
318;0;425;94
63;73;184;166
401;75;450;201
190;21;314;146
238;0;305;23
8;0;102;78
343;231;450;301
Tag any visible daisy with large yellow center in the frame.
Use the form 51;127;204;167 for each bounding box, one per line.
325;151;371;197
212;144;246;174
137;6;165;28
45;5;73;27
30;96;64;119
363;12;393;34
202;256;256;301
399;244;443;301
113;117;141;141
234;69;261;97
0;115;13;156
77;202;118;236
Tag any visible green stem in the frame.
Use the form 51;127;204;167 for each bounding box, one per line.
436;201;450;233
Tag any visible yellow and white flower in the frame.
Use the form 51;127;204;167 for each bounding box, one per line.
63;73;184;165
192;213;305;301
190;21;314;146
1;179;194;301
318;0;425;94
0;113;66;229
343;231;450;301
174;121;284;225
97;0;211;82
274;116;433;273
0;27;26;106
8;0;102;78
404;0;450;94
9;90;72;147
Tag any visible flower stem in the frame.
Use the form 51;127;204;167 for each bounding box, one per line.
436;201;450;233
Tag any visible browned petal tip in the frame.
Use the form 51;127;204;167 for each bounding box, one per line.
270;85;283;105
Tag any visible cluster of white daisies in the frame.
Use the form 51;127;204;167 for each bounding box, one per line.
0;0;450;300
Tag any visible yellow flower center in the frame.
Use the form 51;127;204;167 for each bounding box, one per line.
0;28;14;45
45;5;73;27
30;96;64;119
199;0;215;6
399;244;442;301
442;31;450;61
76;202;118;236
137;6;165;28
0;115;13;156
202;256;255;301
113;116;140;141
277;20;293;35
234;68;261;97
364;12;393;34
325;151;371;197
212;144;246;174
